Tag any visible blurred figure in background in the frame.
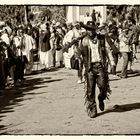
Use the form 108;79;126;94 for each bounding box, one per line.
55;22;64;68
49;25;56;67
22;26;36;74
91;9;96;23
72;21;84;84
13;27;28;86
63;23;74;69
39;22;51;70
119;28;133;78
84;12;92;25
106;20;120;77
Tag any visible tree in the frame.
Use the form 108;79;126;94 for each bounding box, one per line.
31;6;66;23
0;5;25;25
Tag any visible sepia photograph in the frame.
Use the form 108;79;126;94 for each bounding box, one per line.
0;0;140;136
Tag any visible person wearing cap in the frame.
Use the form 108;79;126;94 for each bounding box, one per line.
75;21;112;118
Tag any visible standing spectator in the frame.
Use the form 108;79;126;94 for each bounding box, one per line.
128;24;140;63
95;12;101;27
119;28;133;78
63;23;74;69
0;27;11;86
84;12;92;25
22;27;36;74
13;27;28;86
44;23;52;69
106;20;120;77
91;9;96;23
55;23;64;68
39;22;51;70
0;41;7;90
49;25;56;67
72;22;84;84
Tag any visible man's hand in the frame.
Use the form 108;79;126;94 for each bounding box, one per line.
79;22;84;27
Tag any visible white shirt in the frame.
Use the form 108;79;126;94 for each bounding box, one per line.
63;30;74;45
1;33;10;58
1;33;10;45
89;39;101;63
22;34;36;61
13;36;22;56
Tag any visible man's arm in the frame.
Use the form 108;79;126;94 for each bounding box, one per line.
62;32;87;53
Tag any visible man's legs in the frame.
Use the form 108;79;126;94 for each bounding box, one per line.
77;59;83;83
97;66;108;111
14;57;21;86
0;56;6;89
85;66;97;118
121;52;129;78
111;53;119;75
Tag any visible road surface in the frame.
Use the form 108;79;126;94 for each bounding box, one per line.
0;53;140;135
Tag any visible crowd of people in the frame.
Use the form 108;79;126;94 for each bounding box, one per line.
0;8;140;88
0;7;140;117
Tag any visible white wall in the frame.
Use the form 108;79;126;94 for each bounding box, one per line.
66;6;107;24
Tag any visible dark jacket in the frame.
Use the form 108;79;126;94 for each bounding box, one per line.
40;29;51;52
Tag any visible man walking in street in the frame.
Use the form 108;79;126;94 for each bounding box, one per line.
75;21;113;118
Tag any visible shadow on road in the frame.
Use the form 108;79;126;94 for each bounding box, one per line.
0;75;63;134
109;70;140;81
29;67;62;76
127;70;140;78
98;102;140;117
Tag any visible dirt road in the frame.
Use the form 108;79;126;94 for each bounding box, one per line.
0;54;140;135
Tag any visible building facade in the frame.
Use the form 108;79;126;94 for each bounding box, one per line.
66;6;107;24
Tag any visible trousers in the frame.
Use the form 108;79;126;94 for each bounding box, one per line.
14;55;27;81
121;52;130;78
111;52;119;75
85;62;108;103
